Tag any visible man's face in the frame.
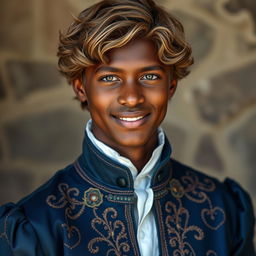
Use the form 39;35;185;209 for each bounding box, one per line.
73;39;177;153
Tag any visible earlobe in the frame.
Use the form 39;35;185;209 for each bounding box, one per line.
72;79;87;102
169;79;177;99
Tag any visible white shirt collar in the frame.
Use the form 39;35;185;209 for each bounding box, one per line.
86;119;165;181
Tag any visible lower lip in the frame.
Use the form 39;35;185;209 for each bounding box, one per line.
113;115;149;129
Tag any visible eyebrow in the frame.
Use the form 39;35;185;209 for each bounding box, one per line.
140;65;165;72
95;66;122;73
95;65;165;73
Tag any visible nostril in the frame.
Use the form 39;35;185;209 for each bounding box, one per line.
118;95;144;106
117;87;145;106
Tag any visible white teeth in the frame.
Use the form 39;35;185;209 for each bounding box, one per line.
119;116;144;122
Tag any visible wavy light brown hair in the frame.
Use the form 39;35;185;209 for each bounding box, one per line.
57;0;193;108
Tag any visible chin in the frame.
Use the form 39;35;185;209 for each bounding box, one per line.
115;135;151;148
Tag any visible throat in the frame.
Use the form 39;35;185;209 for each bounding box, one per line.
117;143;157;172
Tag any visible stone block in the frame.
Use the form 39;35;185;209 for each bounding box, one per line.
194;61;256;124
162;122;187;161
0;74;5;100
192;0;216;13
41;0;73;54
225;0;256;31
0;139;3;161
0;0;34;54
0;170;34;205
173;11;215;64
194;134;224;172
4;109;89;163
229;113;256;195
7;60;62;100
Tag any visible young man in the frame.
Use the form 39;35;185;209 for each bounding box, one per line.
0;0;255;255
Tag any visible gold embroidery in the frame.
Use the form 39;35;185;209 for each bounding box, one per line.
180;172;226;230
88;207;130;255
124;205;140;255
201;206;225;230
164;171;226;255
165;199;204;256
46;183;86;220
0;208;17;246
61;224;81;249
46;183;104;249
181;172;215;203
206;250;218;256
169;178;185;199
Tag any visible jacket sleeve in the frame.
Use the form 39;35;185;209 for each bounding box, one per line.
224;178;255;256
0;203;44;256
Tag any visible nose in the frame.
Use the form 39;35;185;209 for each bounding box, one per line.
117;81;145;107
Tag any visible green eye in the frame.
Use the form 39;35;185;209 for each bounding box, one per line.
140;74;159;80
101;75;119;82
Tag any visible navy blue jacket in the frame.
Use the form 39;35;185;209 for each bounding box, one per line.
0;132;255;255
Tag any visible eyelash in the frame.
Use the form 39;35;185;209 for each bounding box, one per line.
100;74;160;82
140;74;160;81
100;75;119;82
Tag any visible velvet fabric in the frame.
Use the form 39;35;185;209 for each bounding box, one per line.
0;132;255;256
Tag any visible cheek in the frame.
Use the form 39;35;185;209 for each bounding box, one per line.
87;90;113;111
149;90;169;109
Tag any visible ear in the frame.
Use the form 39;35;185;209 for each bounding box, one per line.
72;79;87;102
169;79;177;99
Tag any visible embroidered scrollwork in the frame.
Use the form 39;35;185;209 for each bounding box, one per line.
181;172;215;203
47;183;86;219
46;184;104;250
201;203;225;230
164;171;226;255
61;223;81;249
88;207;130;255
165;200;204;256
177;172;226;230
206;250;218;256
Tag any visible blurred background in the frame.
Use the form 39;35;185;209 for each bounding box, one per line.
0;0;255;228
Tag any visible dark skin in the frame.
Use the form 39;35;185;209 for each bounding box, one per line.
73;39;177;171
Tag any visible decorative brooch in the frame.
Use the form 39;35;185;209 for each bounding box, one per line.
83;188;103;208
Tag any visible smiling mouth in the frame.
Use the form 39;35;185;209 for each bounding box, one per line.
112;113;150;128
118;116;144;122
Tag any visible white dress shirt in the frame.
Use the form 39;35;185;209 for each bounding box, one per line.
86;120;164;256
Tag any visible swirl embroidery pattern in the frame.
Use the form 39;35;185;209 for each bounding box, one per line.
46;183;103;249
206;251;218;256
164;172;226;255
165;200;204;256
181;172;226;230
88;207;130;255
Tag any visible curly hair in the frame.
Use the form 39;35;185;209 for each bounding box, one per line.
57;0;193;108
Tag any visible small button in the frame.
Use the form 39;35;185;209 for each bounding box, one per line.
116;177;127;188
157;170;164;182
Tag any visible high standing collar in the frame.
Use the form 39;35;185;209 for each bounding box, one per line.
75;131;172;190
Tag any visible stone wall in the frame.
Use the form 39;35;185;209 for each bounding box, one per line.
0;0;256;239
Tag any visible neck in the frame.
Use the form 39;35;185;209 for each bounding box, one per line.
109;134;158;172
118;146;156;171
89;122;159;172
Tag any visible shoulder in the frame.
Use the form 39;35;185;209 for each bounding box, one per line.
170;158;254;212
0;202;45;255
170;158;253;207
0;163;77;255
17;163;77;208
170;159;255;254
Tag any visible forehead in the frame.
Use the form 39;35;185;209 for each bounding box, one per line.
105;39;161;65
